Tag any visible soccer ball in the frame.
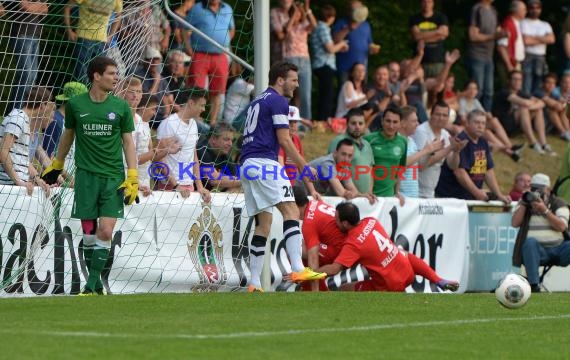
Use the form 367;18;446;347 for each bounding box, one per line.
494;273;531;309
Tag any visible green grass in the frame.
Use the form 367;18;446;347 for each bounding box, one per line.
1;292;569;359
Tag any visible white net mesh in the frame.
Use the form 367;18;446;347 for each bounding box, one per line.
0;0;262;296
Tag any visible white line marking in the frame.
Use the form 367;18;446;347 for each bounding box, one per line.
5;314;570;340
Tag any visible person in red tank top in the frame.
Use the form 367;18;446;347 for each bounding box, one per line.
317;202;460;292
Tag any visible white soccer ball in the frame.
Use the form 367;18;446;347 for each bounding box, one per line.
494;273;532;309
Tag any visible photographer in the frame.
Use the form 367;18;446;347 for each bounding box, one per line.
512;173;570;293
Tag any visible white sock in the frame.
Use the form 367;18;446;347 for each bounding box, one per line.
249;235;266;288
284;220;304;272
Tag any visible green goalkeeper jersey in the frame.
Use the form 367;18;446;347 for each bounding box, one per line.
65;92;134;178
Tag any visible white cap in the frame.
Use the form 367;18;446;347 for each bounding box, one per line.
145;46;163;60
531;173;550;188
288;106;301;121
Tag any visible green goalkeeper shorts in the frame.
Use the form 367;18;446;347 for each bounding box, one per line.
72;168;125;219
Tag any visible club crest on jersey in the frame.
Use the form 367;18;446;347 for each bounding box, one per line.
107;112;116;121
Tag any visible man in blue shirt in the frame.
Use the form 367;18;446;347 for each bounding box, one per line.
183;0;235;126
239;62;323;292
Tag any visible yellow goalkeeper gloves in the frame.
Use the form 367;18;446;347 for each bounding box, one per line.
41;158;65;185
118;169;139;205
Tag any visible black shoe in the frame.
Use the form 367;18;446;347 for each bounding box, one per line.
510;152;520;162
530;284;541;293
511;143;524;153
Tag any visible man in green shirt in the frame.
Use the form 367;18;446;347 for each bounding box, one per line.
42;56;137;295
364;105;407;203
328;108;374;195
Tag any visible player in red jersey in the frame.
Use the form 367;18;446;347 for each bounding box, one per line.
293;186;346;290
317;202;460;292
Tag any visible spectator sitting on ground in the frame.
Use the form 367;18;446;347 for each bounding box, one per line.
0;87;53;195
492;70;555;156
307;138;375;204
335;62;371;119
509;171;531;201
328;108;374;195
458;79;524;161
534;73;570;141
398;105;443;198
197;123;241;193
512;173;570;293
435;109;510;203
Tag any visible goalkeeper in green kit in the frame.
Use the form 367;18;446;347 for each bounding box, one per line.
42;56;138;296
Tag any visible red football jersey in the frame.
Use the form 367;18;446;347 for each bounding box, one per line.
302;200;345;265
334;217;414;291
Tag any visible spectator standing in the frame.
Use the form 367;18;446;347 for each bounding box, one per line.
398;105;443;198
408;0;449;79
223;62;254;127
183;0;235;127
497;0;526;88
43;82;88;159
161;50;188;114
435;109;510;202
171;0;195;50
278;106;304;187
363;105;407;201
331;1;380;85
412;101;467;198
521;0;554;95
155;87;211;202
4;0;48;115
560;12;570;75
0;87;53;195
148;2;171;55
133;47;174;130
64;0;123;82
328;108;374;195
310;4;349;122
512;173;570;293
466;0;505;111
197;123;241;192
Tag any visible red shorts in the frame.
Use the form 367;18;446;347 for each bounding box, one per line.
186;52;229;95
354;271;414;292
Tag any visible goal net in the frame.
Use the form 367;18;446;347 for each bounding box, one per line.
0;0;270;296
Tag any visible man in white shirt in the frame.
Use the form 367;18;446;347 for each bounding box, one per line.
0;87;53;195
156;88;211;201
411;101;466;198
520;0;555;95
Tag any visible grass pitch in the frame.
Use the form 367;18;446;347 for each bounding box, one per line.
1;292;569;359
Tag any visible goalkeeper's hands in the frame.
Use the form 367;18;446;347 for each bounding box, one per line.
41;158;65;185
118;169;140;205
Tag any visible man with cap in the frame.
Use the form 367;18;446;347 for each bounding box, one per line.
512;173;570;292
278;106;305;187
43;81;89;158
